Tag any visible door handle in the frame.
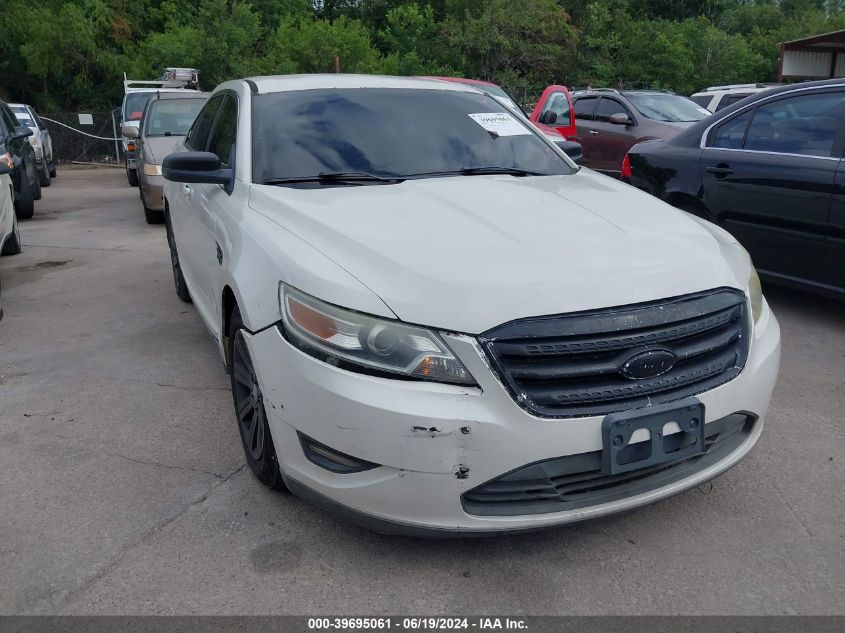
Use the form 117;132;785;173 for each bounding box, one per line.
589;130;599;135
182;184;192;199
706;165;734;177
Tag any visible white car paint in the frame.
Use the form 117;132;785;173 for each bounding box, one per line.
0;172;18;251
164;75;781;535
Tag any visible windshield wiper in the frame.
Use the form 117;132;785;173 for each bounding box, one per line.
262;171;404;186
404;166;545;179
458;166;543;177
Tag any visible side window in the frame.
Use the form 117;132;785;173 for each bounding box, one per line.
573;97;597;121
710;111;751;149
594;98;629;123
744;92;845;157
715;93;751;112
185;95;224;151
207;96;238;167
1;106;19;133
540;93;570;125
690;95;712;108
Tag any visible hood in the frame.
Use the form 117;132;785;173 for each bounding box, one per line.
141;136;185;164
249;170;750;334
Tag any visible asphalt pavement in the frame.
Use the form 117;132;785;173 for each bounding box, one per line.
0;168;843;615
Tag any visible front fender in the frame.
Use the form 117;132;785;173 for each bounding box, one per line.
216;187;396;337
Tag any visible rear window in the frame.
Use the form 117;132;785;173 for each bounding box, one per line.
144;98;206;137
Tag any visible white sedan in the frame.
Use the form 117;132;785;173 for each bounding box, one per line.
162;75;780;536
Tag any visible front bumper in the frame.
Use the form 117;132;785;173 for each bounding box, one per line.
140;173;165;211
245;299;781;535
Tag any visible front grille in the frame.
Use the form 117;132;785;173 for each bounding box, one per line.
480;288;750;418
462;413;755;516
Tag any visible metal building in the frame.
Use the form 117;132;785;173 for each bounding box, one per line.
779;30;845;81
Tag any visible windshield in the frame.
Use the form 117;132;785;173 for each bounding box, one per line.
123;92;155;121
10;106;36;128
252;88;572;184
144;98;205;137
625;93;711;123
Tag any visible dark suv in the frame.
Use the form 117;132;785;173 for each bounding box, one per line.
0;100;40;219
572;89;711;177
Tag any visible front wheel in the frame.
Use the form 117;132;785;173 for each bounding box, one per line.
15;169;35;220
1;212;22;255
229;308;286;491
38;158;51;187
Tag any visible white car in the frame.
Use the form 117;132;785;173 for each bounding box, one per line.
9;103;55;186
162;75;781;536
689;83;776;113
0;160;21;257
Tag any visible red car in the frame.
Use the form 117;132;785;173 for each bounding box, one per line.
427;77;577;144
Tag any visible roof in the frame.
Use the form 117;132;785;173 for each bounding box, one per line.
780;29;845;49
148;91;210;101
242;74;480;95
426;76;498;88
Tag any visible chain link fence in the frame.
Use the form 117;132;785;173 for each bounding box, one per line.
40;111;123;165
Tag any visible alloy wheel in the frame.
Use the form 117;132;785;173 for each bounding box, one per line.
231;331;266;461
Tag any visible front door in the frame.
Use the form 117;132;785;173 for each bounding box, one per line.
191;93;239;332
531;86;576;140
573;96;599;169
701;89;845;285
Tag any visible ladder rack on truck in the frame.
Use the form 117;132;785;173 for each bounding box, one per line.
123;68;200;93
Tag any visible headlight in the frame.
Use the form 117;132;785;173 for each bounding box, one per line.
143;163;162;176
279;284;476;386
748;267;763;323
28;136;40;148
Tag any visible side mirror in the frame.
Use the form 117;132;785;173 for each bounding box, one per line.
609;113;632;126
121;122;140;139
163;152;233;191
541;111;557;125
12;126;33;140
555;140;583;165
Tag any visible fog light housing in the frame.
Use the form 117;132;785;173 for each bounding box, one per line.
298;432;379;474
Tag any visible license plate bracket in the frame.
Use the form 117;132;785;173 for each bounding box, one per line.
601;400;706;476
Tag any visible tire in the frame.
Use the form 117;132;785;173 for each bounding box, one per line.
1;212;22;255
49;162;57;178
164;210;192;303
141;188;164;224
229;308;286;491
144;205;164;224
127;165;139;187
38;158;51;187
32;166;42;201
15;169;35;220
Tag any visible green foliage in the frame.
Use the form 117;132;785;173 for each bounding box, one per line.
1;0;844;110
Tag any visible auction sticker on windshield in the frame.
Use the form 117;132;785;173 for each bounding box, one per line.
468;112;531;136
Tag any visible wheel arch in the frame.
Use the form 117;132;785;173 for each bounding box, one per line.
665;192;714;221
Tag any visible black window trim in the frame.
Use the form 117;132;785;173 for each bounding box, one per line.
203;90;239;194
185;92;227;152
595;96;637;126
700;83;845;160
573;96;598;121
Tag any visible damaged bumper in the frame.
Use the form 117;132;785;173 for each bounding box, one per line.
244;301;781;536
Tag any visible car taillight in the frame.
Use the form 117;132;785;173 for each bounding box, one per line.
621;154;632;179
127;142;135;152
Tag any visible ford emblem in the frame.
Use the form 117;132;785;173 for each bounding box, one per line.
620;349;677;380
